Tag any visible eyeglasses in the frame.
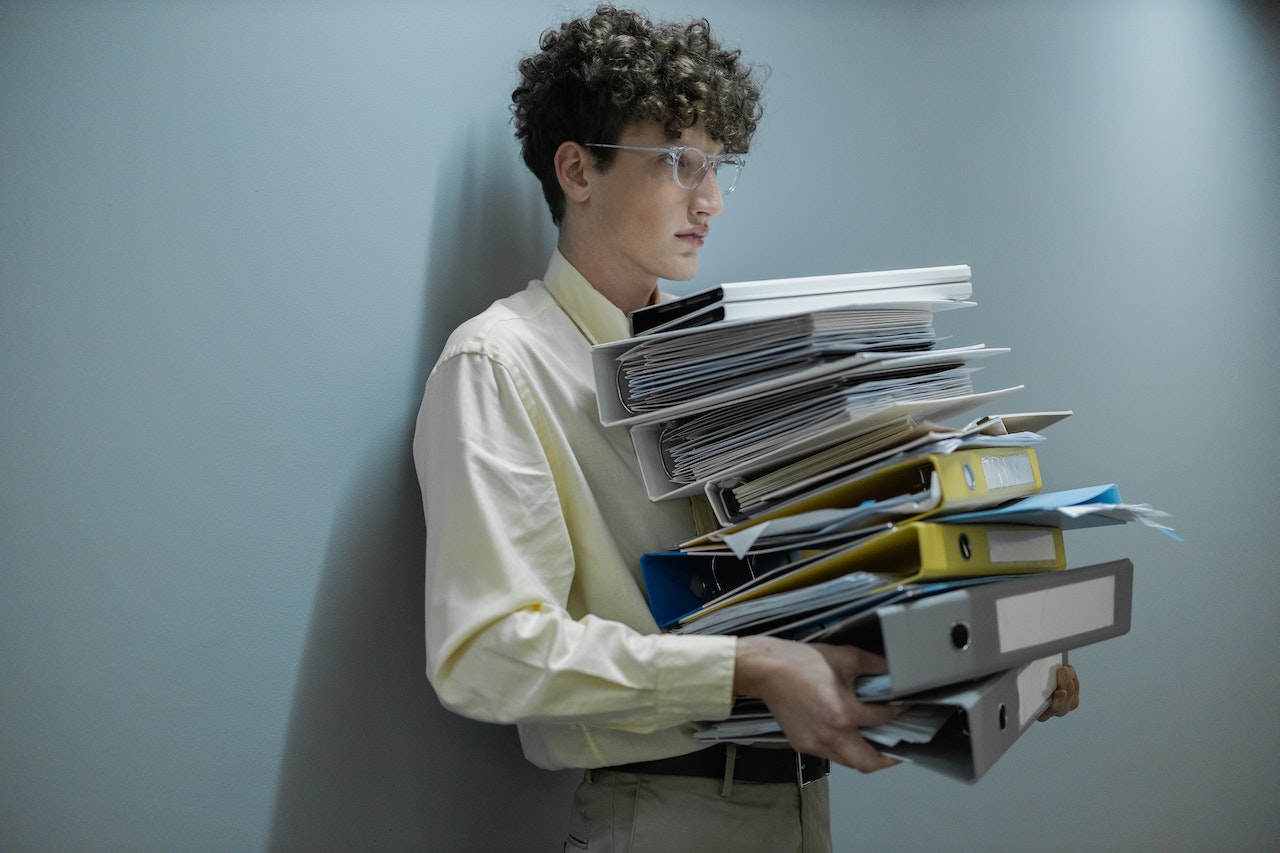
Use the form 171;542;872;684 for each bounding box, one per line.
584;143;746;195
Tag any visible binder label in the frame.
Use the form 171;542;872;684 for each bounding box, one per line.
981;451;1035;490
987;528;1058;563
995;576;1116;653
1016;654;1064;728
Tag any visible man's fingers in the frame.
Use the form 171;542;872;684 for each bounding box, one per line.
1036;664;1082;721
826;701;908;772
1038;689;1068;721
1063;666;1080;713
1056;665;1080;714
856;700;906;728
818;643;889;680
833;733;901;774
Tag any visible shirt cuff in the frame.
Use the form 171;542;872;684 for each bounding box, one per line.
654;633;738;723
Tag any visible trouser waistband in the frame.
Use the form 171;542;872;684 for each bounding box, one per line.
610;743;830;787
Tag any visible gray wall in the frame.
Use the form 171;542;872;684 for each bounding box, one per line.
2;1;1277;851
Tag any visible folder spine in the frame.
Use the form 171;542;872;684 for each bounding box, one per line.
857;559;1132;699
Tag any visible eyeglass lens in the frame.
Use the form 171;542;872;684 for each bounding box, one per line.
675;149;740;194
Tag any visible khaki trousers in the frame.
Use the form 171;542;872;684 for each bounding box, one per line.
563;767;832;853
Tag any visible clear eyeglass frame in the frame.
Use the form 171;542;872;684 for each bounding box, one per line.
583;143;745;195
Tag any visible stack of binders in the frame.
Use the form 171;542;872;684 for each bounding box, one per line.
594;264;1175;783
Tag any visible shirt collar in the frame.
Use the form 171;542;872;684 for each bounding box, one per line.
541;250;636;345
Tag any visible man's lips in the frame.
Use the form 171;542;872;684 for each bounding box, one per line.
677;225;709;245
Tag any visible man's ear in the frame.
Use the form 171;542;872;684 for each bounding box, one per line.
554;141;593;205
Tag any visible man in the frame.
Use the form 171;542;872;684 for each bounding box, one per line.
414;6;1079;851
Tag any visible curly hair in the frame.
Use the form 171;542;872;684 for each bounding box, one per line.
512;5;764;225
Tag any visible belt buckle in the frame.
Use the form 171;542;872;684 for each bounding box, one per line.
795;753;828;788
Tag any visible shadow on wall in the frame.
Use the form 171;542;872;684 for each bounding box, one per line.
268;119;576;852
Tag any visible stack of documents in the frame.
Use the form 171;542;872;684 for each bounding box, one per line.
627;263;975;334
615;305;945;414
591;263;1177;783
594;265;1014;502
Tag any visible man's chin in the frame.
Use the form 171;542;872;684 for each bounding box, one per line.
661;258;700;283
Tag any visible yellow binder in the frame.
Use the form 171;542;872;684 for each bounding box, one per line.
691;445;1043;548
679;520;1066;625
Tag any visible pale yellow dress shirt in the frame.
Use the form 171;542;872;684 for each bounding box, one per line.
413;251;738;770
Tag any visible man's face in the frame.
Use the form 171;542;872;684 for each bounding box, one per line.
582;121;728;291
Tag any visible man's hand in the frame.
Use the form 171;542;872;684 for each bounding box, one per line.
733;635;903;773
1037;663;1080;721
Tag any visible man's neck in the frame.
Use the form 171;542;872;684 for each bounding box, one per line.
557;234;658;315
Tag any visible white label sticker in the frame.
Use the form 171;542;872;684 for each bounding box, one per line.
997;576;1116;653
981;452;1035;490
987;528;1057;563
1017;654;1064;728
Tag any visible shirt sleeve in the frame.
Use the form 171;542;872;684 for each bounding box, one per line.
413;350;737;734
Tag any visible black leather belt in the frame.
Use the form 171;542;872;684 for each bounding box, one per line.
611;744;830;787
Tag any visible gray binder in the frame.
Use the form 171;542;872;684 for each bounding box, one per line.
818;559;1133;701
878;652;1067;783
694;652;1070;783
